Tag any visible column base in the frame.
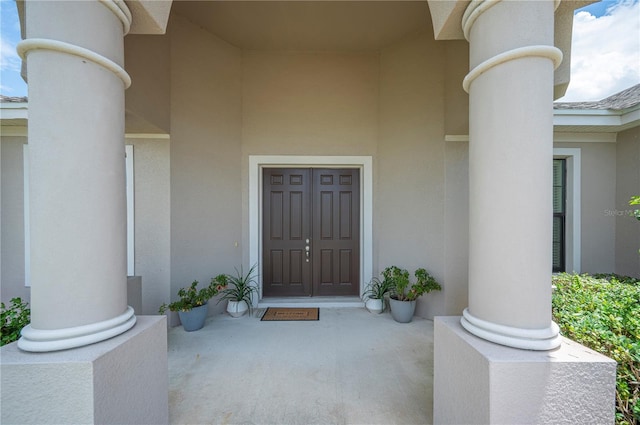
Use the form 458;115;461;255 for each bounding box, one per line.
18;306;136;352
434;316;616;424
1;316;168;425
460;308;562;350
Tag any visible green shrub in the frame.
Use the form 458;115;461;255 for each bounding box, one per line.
552;273;640;425
1;297;30;346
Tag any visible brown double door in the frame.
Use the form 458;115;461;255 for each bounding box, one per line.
263;168;360;297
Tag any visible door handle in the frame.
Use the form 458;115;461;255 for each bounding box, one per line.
305;243;310;261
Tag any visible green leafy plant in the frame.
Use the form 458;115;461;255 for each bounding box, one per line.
362;277;393;300
552;273;640;425
630;196;640;221
217;264;259;314
159;276;227;314
1;297;30;346
384;266;442;301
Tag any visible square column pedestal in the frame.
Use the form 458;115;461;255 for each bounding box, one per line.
434;317;616;424
1;316;168;425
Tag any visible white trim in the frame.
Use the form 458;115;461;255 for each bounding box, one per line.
553;106;640;128
249;155;373;301
23;145;30;287
445;135;469;142
553;148;581;273
445;133;618;143
125;145;135;276
17;38;131;88
0;107;28;120
463;45;562;93
125;133;170;139
462;0;500;41
98;0;132;35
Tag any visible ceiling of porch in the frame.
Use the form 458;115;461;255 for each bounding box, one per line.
170;1;433;51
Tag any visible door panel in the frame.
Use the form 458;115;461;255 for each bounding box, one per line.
313;169;360;296
262;168;360;297
263;169;311;296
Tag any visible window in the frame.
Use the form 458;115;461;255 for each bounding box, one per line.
552;159;566;272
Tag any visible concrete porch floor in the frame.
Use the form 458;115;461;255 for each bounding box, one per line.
168;307;434;425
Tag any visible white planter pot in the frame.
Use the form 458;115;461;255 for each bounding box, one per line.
227;300;248;318
365;298;384;314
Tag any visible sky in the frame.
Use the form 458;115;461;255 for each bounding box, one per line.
0;0;639;101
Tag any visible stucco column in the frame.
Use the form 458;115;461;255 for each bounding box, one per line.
16;0;135;352
461;0;562;350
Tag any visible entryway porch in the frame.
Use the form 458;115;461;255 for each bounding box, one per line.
168;307;434;425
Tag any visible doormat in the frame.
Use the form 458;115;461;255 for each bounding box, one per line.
260;307;319;321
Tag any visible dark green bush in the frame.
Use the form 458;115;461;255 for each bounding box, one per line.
1;297;30;346
552;273;640;425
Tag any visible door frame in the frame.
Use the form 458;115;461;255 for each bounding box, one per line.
249;155;373;301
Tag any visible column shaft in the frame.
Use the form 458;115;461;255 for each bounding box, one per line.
18;0;135;351
462;0;561;350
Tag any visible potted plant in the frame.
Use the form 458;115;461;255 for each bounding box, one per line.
385;266;442;323
362;277;392;314
159;276;227;331
217;264;259;317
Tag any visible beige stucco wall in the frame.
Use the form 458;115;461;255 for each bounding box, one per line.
444;40;469;136
125;34;171;134
615;127;640;277
127;137;171;314
241;51;379;156
378;32;447;318
167;14;456;318
555;142;617;273
1;134;29;304
444;141;470;316
169;15;243;317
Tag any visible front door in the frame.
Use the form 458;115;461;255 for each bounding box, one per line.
263;168;360;297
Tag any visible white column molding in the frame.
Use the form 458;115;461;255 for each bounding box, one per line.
18;307;136;353
463;45;562;93
461;308;562;350
98;0;132;35
462;0;561;350
462;0;499;41
17;39;131;88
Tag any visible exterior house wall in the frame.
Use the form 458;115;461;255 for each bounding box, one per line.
168;16;455;318
2;10;636;325
378;31;446;318
169;15;243;318
127;137;171;314
555;142;617;273
1;135;29;304
444;40;469;136
615;127;640;277
124;33;171;134
444;141;470;316
241;50;379;156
